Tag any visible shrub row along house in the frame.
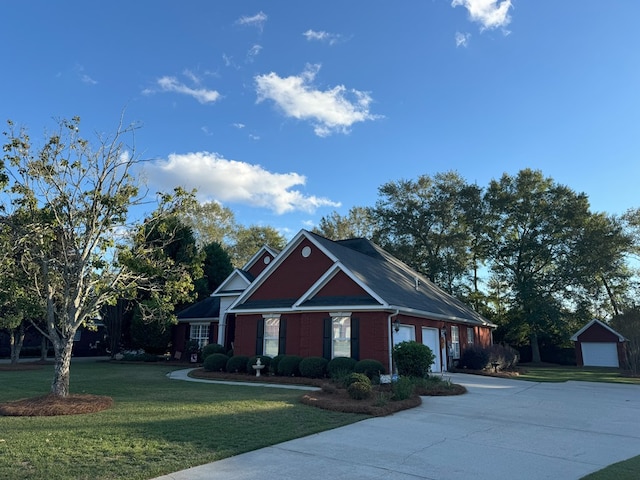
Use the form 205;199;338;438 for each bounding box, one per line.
173;229;496;373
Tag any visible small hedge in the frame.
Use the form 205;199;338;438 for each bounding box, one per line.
345;372;371;388
327;357;357;377
270;355;285;375
201;343;226;360
393;341;435;378
246;355;271;373
299;357;328;378
277;355;303;376
347;381;372;400
203;353;229;372
458;345;490;370
354;359;386;379
226;355;249;373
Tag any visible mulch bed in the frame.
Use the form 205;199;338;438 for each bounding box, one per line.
189;369;467;416
0;394;114;417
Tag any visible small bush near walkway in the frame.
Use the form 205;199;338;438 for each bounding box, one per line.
203;353;229;372
299;357;328;378
393;341;435;378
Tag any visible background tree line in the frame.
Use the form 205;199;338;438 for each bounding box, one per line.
314;170;640;363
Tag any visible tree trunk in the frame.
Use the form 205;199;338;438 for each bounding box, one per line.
40;336;49;361
10;323;25;365
51;339;74;397
530;331;541;363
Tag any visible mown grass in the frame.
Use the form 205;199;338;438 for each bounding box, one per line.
0;361;366;480
582;455;640;480
516;364;640;385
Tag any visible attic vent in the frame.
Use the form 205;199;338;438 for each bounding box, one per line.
264;256;271;265
301;246;312;258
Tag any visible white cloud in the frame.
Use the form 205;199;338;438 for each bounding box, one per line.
255;64;380;137
144;75;220;104
303;29;343;46
146;152;341;214
74;64;97;85
237;11;268;30
455;32;471;47
232;123;246;129
247;44;263;62
452;0;512;31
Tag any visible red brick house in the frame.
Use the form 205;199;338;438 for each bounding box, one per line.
209;230;495;373
571;319;627;368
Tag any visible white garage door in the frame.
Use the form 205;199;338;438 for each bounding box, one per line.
422;327;442;373
581;342;619;367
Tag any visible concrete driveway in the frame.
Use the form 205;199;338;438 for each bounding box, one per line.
152;373;640;480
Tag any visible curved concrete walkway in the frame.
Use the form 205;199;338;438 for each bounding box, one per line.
153;372;640;480
166;368;321;391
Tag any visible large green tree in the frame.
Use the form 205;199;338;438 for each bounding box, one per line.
2;117;193;397
483;169;592;362
374;171;476;295
314;206;377;240
229;225;286;268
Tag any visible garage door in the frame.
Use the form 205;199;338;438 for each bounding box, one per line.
422;327;442;373
581;342;619;367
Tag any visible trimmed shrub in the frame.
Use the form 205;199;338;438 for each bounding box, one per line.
392;376;415;401
393;341;435;378
487;344;519;370
270;354;286;375
203;353;229;372
347;381;372;400
201;343;226;360
226;355;249;373
299;357;328;378
327;357;357;377
458;344;490;370
345;372;372;388
354;359;386;379
277;355;303;376
246;355;272;373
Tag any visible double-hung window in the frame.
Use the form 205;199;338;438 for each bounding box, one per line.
467;327;475;345
332;315;351;358
450;326;460;359
263;316;280;357
190;323;210;349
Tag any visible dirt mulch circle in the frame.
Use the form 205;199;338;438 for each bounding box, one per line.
0;394;114;417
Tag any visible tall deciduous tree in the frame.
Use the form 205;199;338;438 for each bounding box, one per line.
2;117;193;397
181;201;236;248
483;169;592;362
374;171;475;295
314;206;377;240
230;225;286;267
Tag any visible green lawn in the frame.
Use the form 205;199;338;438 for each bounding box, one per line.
516;364;640;385
582;456;640;480
0;361;366;480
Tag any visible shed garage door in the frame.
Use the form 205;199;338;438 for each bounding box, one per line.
581;342;619;367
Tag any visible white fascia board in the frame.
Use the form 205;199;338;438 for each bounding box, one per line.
386;305;497;328
229;229;335;311
570;318;626;342
177;317;219;323
294;262;388;308
241;245;280;270
212;268;252;296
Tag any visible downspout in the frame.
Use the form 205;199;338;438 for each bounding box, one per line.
387;309;400;375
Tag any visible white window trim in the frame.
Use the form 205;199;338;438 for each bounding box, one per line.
190;323;210;349
331;314;351;359
450;326;460;359
263;314;281;358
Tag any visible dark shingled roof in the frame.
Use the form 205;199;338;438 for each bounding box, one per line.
176;296;220;321
307;231;491;326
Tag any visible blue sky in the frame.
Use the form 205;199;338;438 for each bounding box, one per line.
2;1;639;238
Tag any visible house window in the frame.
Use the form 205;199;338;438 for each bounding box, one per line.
190;323;210;349
263;316;280;357
450;326;460;359
332;315;351;358
393;324;416;345
467;327;475;345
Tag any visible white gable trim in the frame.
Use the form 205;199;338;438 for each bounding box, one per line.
228;230;338;311
570;319;626;342
241;245;280;270
212;268;252;296
294;262;387;308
